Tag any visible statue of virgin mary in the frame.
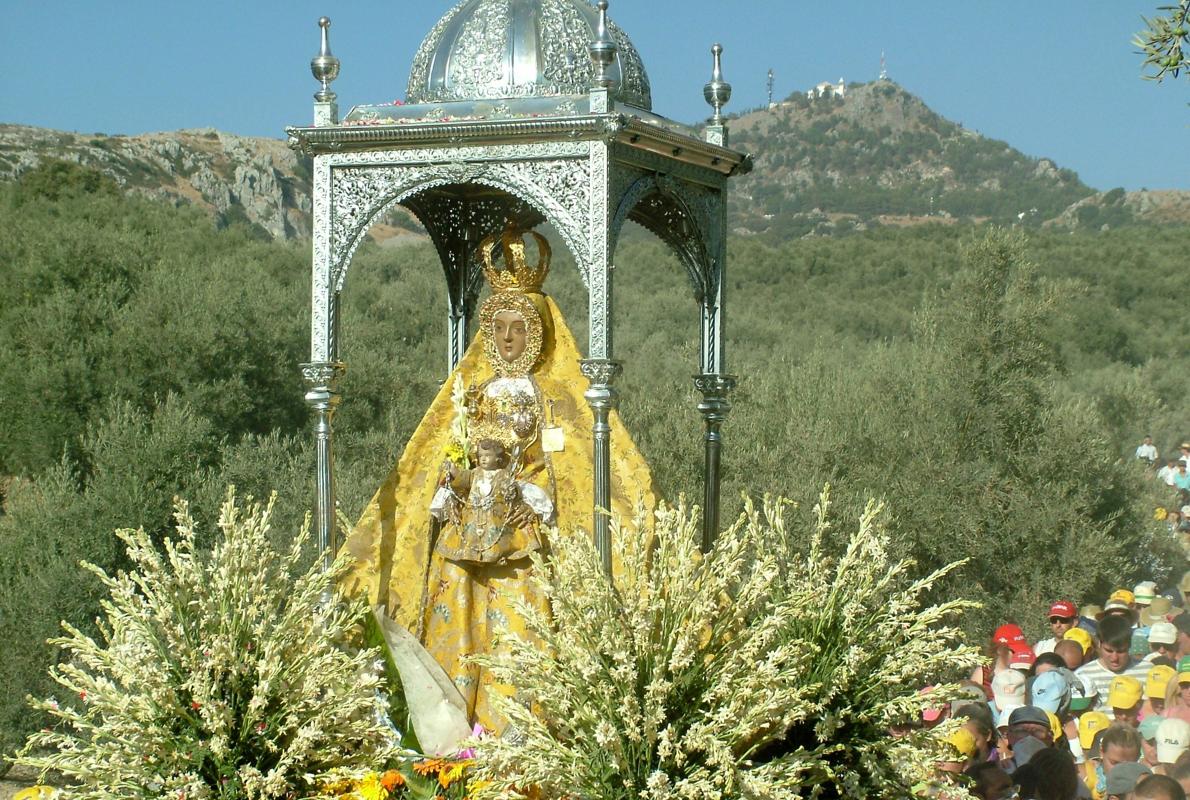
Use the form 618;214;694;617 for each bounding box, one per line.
339;227;657;733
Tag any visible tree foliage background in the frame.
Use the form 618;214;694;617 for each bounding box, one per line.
0;161;1186;760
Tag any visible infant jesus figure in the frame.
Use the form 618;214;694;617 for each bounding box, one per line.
430;438;554;565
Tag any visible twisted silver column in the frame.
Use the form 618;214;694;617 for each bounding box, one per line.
581;358;623;576
302;361;346;571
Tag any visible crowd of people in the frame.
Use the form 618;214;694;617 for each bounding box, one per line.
928;578;1190;800
1139;439;1190;540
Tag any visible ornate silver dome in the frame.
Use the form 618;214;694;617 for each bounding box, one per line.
406;0;652;110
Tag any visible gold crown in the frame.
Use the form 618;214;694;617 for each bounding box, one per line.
480;227;551;293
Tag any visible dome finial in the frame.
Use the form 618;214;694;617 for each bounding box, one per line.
703;43;731;125
588;0;618;89
311;16;341;103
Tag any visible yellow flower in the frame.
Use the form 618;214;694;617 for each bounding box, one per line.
466;778;492;800
358;772;388;800
438;760;473;789
14;789;57;800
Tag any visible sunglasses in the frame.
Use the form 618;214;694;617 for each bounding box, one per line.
1049;616;1075;624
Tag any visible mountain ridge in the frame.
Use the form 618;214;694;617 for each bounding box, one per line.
2;81;1186;240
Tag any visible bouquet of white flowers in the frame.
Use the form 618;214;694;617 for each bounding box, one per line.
15;489;398;800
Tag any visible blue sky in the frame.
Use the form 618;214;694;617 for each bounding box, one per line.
3;1;1187;190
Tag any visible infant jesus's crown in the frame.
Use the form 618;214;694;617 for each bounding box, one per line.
480;226;551;293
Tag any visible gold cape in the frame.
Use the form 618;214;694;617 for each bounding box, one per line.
339;296;657;727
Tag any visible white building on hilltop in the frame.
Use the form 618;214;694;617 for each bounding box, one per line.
807;77;845;100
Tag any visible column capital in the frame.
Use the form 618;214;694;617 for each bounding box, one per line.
301;361;346;391
693;372;737;397
580;358;624;386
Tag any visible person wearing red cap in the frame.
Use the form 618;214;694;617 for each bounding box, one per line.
1036;601;1080;656
972;624;1031;698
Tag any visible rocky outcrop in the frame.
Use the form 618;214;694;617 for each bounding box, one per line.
0;125;312;240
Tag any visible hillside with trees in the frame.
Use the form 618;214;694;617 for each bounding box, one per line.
727;80;1100;237
0;161;1186;760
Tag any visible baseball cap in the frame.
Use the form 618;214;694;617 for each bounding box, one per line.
1110;589;1136;605
1009;648;1035;670
1048;600;1078;618
1069;677;1096;712
997;704;1023;730
919;685;946;723
993;623;1027;648
1109;675;1144;709
1105;762;1152;795
944;727;978;761
1139;714;1163;742
1103;599;1138;624
1149;621;1178;646
1044;709;1062;742
1134;581;1158;606
992;669;1027;710
1030;669;1071;715
1064;627;1093;655
1147;665;1176;699
1156;717;1190;764
1008;706;1050;728
1078;711;1112;750
1179;655;1190;683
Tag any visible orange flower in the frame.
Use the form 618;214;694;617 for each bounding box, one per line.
412;758;450;777
380;770;404;792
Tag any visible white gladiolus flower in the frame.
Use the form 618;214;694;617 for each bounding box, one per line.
14;489;397;799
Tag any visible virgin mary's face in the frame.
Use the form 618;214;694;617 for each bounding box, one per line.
492;310;527;363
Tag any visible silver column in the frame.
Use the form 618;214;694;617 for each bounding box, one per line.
694;372;735;553
302;361;346;571
581;358;622;575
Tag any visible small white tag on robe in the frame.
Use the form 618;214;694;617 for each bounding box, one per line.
541;400;564;452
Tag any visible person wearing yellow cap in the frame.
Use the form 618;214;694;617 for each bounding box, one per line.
1164;656;1190;725
1146;665;1177;717
1066;627;1095;656
941;726;978;771
1110;675;1145;727
1111;589;1138;609
1079;711;1112;798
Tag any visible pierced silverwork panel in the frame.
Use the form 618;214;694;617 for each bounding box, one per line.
325;143;593;293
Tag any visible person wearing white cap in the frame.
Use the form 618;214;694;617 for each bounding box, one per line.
1155;717;1190;774
1149;622;1180;663
992;668;1027;713
1136;582;1159;610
